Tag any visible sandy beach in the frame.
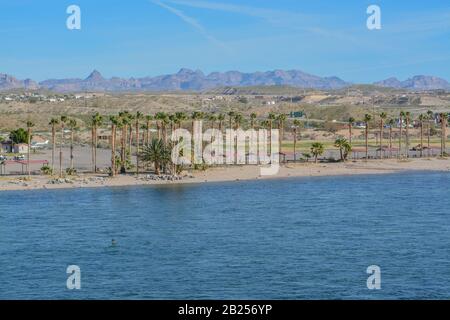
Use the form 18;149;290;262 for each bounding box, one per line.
1;157;449;192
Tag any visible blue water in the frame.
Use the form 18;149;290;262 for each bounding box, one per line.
1;172;450;299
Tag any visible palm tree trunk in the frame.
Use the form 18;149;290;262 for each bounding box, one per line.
406;119;410;158
136;121;140;175
111;124;116;176
349;124;352;145
121;125;126;174
60;125;64;177
365;123;369;160
380;120;383;159
293;128;297;163
389;127;393;158
70;130;74;169
27;128;31;178
146;120;151;146
94;125;98;172
51;125;56;172
128;125;133;156
427;123;431;157
91;126;95;172
420;121;424;158
399;116;403;158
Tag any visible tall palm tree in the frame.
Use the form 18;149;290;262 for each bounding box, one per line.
427;110;434;157
405;112;411;158
127;113;135;155
135;111;144;175
68;119;77;170
208;114;217;144
145;115;153;146
250;113;257;129
277;114;287;161
364;114;372;160
227;111;235;130
217;113;225;133
49;118;59;172
440;112;448;157
387;119;395;158
59;115;68;177
418;114;426;157
91;113;103;173
109;116;120;176
268;113;276;155
26;121;34;178
175;112;187;129
399;111;405;157
119;112;131;174
293;119;301;162
379;112;387;159
348;117;355;145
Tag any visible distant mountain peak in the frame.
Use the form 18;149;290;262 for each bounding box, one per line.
85;70;104;82
374;75;450;90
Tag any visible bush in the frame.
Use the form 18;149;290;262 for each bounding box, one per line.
41;165;53;175
65;168;77;176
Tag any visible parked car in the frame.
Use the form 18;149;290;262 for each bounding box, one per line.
0;155;7;161
14;155;25;161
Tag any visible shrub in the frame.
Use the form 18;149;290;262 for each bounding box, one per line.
41;165;53;175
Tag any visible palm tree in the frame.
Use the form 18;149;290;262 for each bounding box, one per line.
135;111;144;175
26;121;34;178
227;111;235;130
277;114;287;161
175;112;187;130
91;113;103;173
49;118;59;172
140;138;171;175
59;115;67;177
348;117;355;145
268;113;276;155
127;113;135;155
405;112;411;158
217;113;225;133
68;119;77;170
399;111;405;157
387;119;395;158
208;114;217;145
234;113;243;129
440;113;448;157
379;112;387;159
311;142;324;163
334;138;351;162
418;114;426;157
250;113;257;129
119;112;131;174
427;110;434;157
109;116;120;176
293;120;301;162
145;115;153;146
364;114;372;160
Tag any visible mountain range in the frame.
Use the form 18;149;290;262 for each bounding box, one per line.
1;69;449;92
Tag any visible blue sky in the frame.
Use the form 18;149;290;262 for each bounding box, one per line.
1;0;450;83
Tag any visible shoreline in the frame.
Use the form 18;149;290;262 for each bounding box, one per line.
1;158;449;192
